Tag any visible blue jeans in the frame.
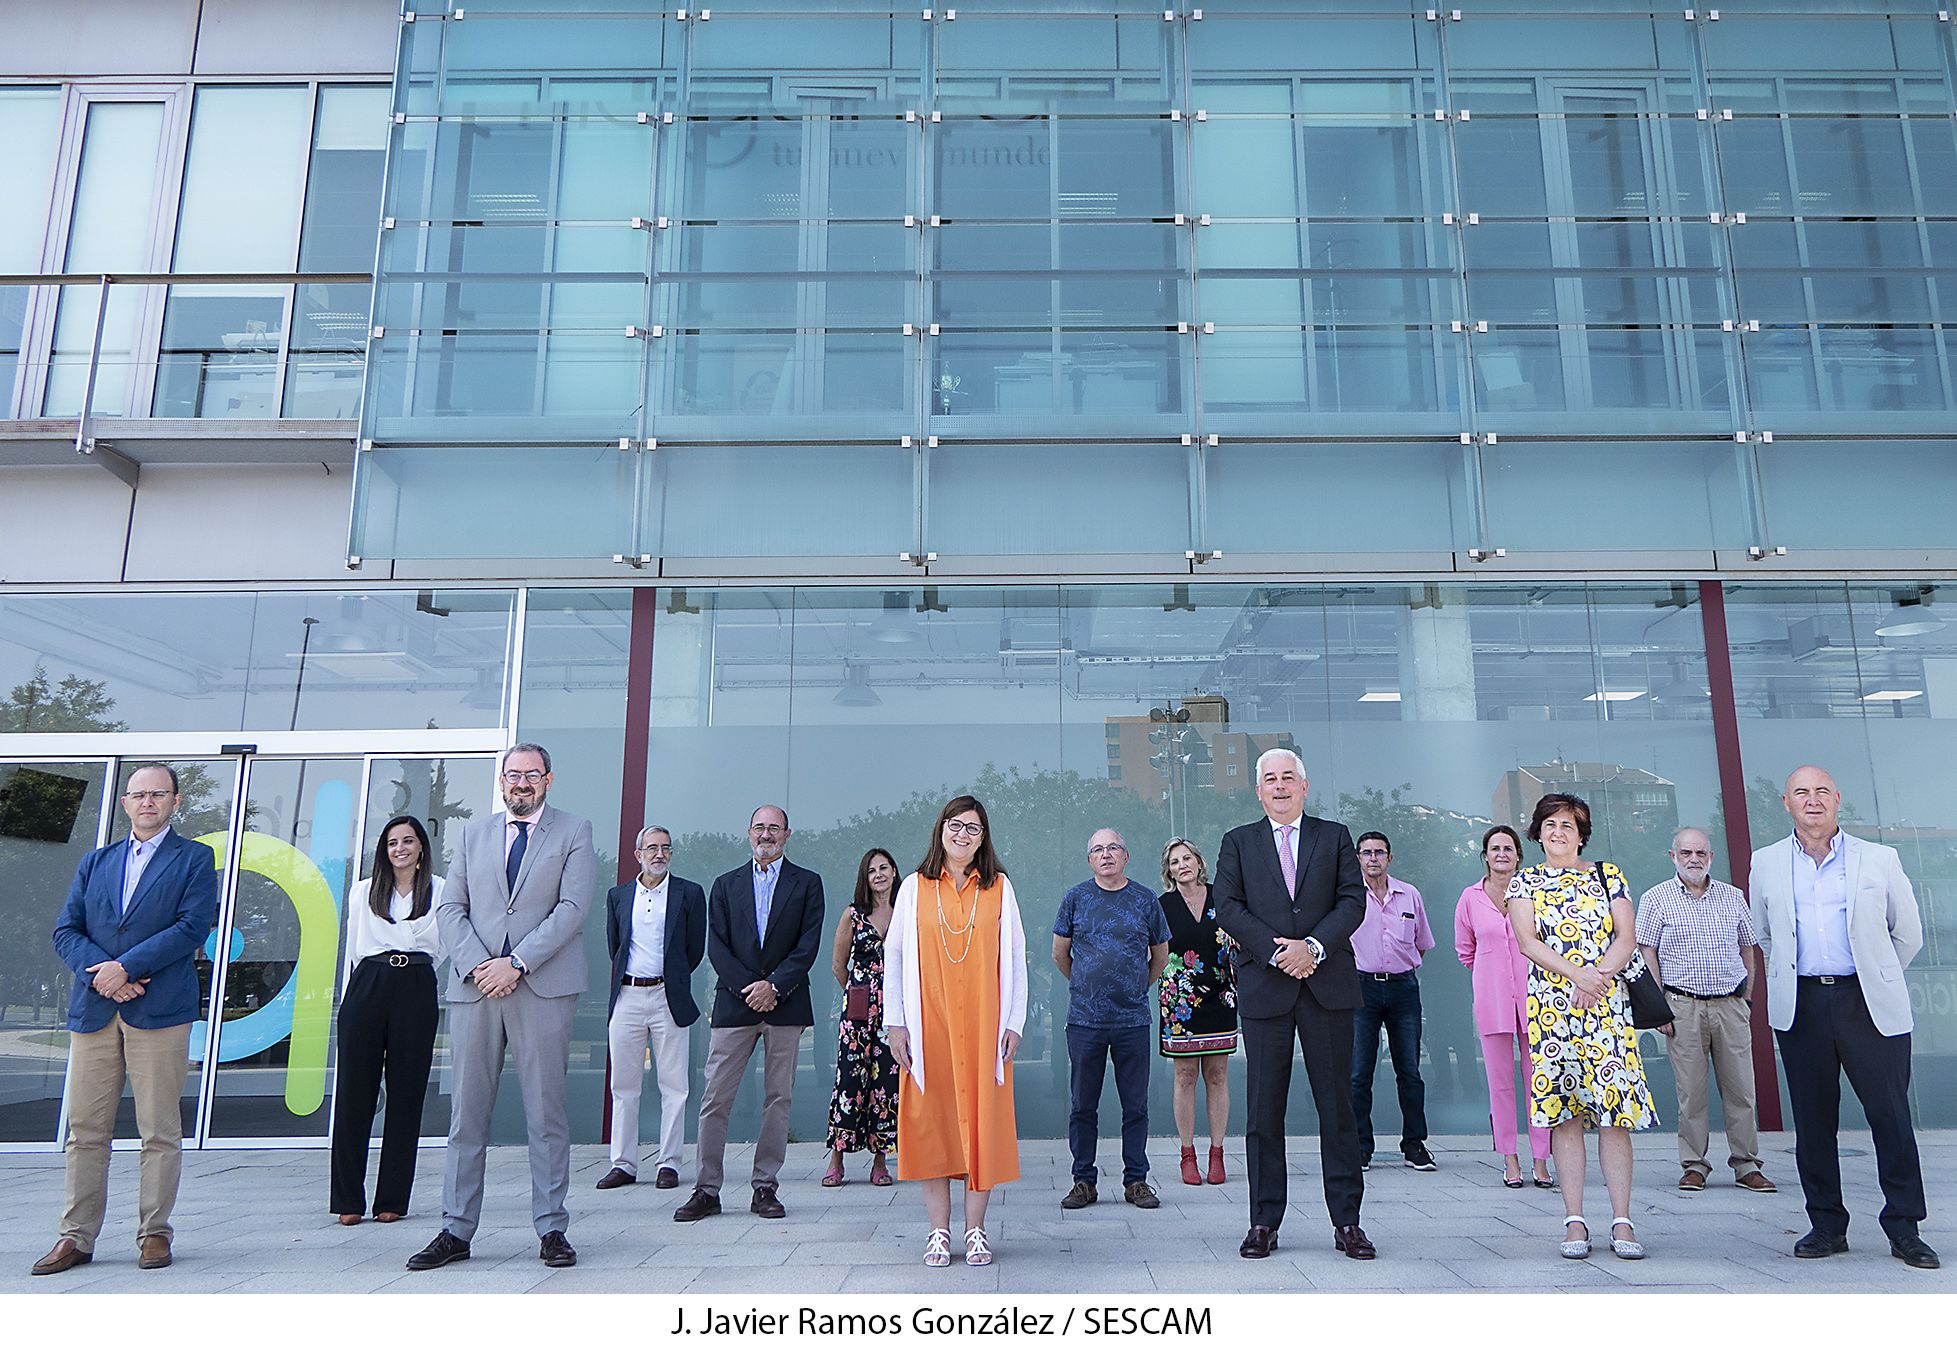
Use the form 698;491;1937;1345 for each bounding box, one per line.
1067;1023;1151;1186
1350;972;1428;1159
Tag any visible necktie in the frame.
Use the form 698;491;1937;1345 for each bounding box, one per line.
1279;823;1297;897
506;819;530;894
754;866;772;939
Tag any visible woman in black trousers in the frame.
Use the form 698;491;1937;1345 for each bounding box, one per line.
330;814;444;1224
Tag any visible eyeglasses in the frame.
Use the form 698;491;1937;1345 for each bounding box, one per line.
1088;844;1126;857
750;823;786;836
1357;848;1390;859
945;820;984;839
122;790;174;804
501;770;547;785
638;844;673;856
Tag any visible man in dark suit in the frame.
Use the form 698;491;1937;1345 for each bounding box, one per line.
1212;747;1374;1261
674;804;825;1222
35;763;217;1276
597;823;707;1191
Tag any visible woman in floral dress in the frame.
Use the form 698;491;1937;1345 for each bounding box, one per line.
1506;793;1658;1262
823;848;899;1186
1156;838;1238;1187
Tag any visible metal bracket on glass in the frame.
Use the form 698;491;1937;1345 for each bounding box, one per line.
1170;109;1182;121
1190;8;1203;19
1425;9;1462;19
382;217;396;230
613;554;653;569
1164;10;1175;20
899;552;938;567
927;436;940;447
1194;109;1207;121
1197;214;1211;226
1186;550;1222;564
451;9;465;20
1747;545;1787;560
344;556;362;570
371;325;385;338
1453;320;1489;333
1467;547;1505;562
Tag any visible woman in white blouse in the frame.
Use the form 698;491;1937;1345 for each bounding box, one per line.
330;814;445;1225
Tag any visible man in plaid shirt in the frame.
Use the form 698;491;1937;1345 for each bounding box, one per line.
1636;827;1776;1195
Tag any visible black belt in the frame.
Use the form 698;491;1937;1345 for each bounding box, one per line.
1360;969;1414;982
1800;973;1858;986
621;975;665;987
363;951;433;968
1663;983;1746;1000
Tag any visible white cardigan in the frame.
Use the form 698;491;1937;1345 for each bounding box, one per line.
882;870;1027;1093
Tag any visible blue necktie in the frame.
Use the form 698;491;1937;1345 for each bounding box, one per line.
506;820;530;894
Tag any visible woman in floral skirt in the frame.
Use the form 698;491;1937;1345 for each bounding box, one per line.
823;848;899;1187
1157;838;1238;1186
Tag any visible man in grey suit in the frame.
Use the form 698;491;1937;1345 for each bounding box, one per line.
406;743;596;1271
1750;764;1937;1270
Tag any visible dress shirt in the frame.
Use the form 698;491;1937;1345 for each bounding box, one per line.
1350;876;1435;973
1267;817;1301;880
1634;875;1755;995
344;875;446;967
753;857;781;938
504;814;537;867
1791;832;1854;976
119;828;172;915
625;875;670;978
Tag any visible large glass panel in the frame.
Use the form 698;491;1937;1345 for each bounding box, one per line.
1717;118;1929;218
1757;440;1957;553
1469;326;1737;432
1199;328;1461;425
937;14;1174;113
151;285;288;419
441;13;670;113
688;15;921;114
1205;442;1469;555
352;446;636;559
205;757;362;1140
926;442;1189;557
0;761;108;1144
1480;440;1746;553
933;222;1183;329
0;285;28;415
678;119;913;222
1199;222;1456;328
1706;16;1951;113
1743;326;1954;427
931;329;1185;421
284;281;370;418
935;119;1177;221
0;87;63;272
364;331;646;440
173;86;310;274
43;281;153;418
387;118;655;224
1193;116;1449;219
1724;584;1957;1123
0;591;514;734
299;85;391;274
646;444;913;559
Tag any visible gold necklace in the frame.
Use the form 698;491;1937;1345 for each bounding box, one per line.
934;877;979;965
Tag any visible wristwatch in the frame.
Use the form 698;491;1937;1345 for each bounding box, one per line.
509;954;528;975
1304;937;1326;963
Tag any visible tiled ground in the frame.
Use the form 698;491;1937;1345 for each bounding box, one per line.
3;1131;1949;1293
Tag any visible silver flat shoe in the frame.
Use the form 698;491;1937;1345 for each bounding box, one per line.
1610;1217;1645;1260
1560;1216;1591;1259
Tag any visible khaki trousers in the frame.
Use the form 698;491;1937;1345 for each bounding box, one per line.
691;1022;802;1197
60;1016;191;1251
1666;992;1762;1177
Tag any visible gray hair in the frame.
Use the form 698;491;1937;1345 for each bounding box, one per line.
1089;826;1126;849
502;742;552;774
1670;826;1713;852
636;824;672;849
1255;747;1307;780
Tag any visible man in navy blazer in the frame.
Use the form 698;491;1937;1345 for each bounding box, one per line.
597;824;707;1192
34;763;217;1277
1212;747;1374;1262
673;804;825;1223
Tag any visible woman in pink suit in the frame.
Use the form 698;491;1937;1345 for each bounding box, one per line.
1454;825;1553;1188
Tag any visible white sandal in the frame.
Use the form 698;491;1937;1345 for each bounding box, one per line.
923;1228;952;1267
964;1226;993;1266
1610;1217;1645;1260
1559;1216;1591;1259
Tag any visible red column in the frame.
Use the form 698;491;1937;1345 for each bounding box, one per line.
1699;579;1782;1131
603;585;660;1141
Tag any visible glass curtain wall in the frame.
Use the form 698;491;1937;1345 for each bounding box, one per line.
354;3;1957;564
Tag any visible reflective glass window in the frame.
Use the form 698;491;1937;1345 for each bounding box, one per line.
352;446;635;559
1479;440;1746;553
937;15;1174;113
646;444;913;558
0;87;63;272
926;442;1189;556
678;119;911;221
152;285;288;418
1206;442;1469;555
687;16;921;115
286;281;371;419
1200;329;1461;421
930;330;1184;420
174;87;311;274
299;85;390;274
1757;441;1957;552
935;120;1176;221
387;118;655;224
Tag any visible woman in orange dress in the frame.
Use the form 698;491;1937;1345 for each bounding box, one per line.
882;794;1028;1268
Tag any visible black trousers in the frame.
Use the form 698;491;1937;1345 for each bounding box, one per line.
329;958;439;1216
1243;991;1365;1230
1350;972;1428;1158
1775;976;1926;1243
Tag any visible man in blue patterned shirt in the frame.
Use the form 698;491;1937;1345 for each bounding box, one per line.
1054;828;1170;1210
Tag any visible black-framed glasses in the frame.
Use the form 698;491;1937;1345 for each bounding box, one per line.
945;820;984;839
501;770;548;784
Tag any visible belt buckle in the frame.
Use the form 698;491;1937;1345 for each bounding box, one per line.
1369;972;1387;981
388;953;409;968
1817;975;1836;985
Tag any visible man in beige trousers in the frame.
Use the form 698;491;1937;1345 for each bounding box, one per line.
35;763;218;1275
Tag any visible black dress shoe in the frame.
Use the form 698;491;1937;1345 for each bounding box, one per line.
1891;1236;1941;1270
1239;1225;1278;1259
655;1167;680;1189
405;1230;471;1271
1334;1223;1377;1260
751;1185;787;1219
595;1167;635;1190
539;1231;577;1267
673;1189;721;1222
1794;1229;1849;1259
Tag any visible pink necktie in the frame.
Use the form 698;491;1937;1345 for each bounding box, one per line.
1279;824;1297;896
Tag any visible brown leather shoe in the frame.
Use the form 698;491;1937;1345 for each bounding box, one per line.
1678;1168;1708;1191
373;1212;404;1223
595;1167;635;1190
1333;1224;1377;1260
1736;1170;1777;1193
654;1167;680;1189
138;1236;172;1270
338;1213;363;1226
673;1189;721;1222
30;1239;91;1276
1239;1225;1278;1259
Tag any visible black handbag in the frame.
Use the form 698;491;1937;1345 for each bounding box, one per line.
1594;863;1673;1029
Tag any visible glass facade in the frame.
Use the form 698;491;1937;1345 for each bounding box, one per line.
350;1;1957;565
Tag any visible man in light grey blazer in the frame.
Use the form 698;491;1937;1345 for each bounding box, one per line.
1750;765;1936;1270
406;743;596;1272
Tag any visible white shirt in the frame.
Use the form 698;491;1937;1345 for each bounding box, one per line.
120;828;172;915
625;876;670;978
344;875;446;972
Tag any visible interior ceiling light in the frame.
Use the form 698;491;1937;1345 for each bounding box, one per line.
1861;689;1924;702
833;664;880;707
868;590;922;644
1584;689;1647;702
1356;689;1401;702
1874;592;1946;638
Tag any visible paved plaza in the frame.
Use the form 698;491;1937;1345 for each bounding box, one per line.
3;1131;1950;1295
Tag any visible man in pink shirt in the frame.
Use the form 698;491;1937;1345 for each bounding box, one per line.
1349;832;1437;1171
